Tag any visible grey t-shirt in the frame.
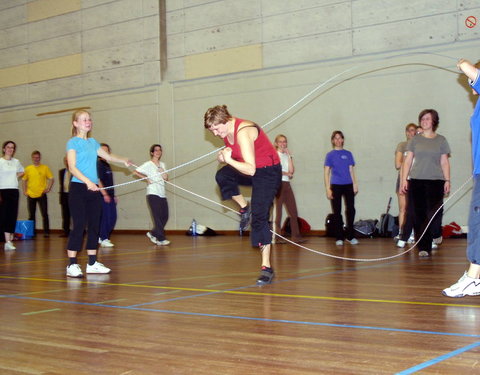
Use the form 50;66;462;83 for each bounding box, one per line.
406;134;450;180
395;141;408;155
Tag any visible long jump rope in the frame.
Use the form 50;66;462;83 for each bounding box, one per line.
101;51;474;262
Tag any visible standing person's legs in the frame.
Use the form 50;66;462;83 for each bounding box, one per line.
274;182;287;235
443;175;480;297
99;200;117;241
251;165;281;285
27;196;37;235
85;190;103;253
1;189;19;245
282;182;302;240
147;195;168;242
330;184;344;241
38;194;50;236
60;192;70;235
343;184;356;241
410;179;430;254
425;180;445;246
400;190;414;242
67;183;88;277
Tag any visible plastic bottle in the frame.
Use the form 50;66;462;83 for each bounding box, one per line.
191;219;197;236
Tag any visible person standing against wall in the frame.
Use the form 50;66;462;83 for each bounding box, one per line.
22;150;54;238
58;156;71;237
0;141;24;250
134;144;170;246
97;143;117;248
65;110;131;278
273;134;305;243
324;131;359;246
400;109;450;257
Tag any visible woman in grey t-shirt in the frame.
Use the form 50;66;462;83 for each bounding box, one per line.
400;109;451;257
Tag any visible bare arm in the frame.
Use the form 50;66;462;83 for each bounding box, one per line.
221;123;257;176
97;147;131;167
45;178;54;193
395;151;403;170
400;151;414;194
457;59;479;82
440;154;451;194
349;165;358;194
324;165;332;199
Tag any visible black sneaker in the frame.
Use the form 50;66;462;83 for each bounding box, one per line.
239;204;251;232
256;266;274;285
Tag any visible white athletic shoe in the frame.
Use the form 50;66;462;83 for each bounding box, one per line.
146;232;157;245
431;242;438;250
335;240;344;246
433;236;443;245
86;261;111;274
443;272;480;297
346;238;359;245
396;240;406;248
156;239;170;246
66;264;83;278
100;239;114;248
4;241;16;250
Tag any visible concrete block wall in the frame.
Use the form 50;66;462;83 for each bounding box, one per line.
1;0;480;232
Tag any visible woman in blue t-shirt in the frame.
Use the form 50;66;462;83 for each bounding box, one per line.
324;130;358;246
65;110;131;278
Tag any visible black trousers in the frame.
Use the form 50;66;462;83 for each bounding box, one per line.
60;192;70;235
409;179;445;252
330;184;356;241
0;189;19;234
147;195;169;241
27;194;50;234
67;183;102;251
216;164;281;247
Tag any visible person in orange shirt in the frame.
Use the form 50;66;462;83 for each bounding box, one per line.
22;150;54;237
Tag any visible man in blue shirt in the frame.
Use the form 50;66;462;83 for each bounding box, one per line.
443;59;480;297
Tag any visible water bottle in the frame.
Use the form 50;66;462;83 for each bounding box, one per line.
191;219;197;236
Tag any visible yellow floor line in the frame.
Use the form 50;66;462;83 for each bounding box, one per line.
1;274;479;309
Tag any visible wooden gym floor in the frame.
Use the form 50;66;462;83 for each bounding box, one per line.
0;234;479;375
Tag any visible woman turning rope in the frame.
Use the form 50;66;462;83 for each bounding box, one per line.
204;105;282;285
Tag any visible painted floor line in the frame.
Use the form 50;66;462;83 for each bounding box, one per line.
1;274;480;309
396;341;480;374
21;308;61;316
5;294;480;339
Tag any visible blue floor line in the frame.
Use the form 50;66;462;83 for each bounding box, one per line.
396;341;480;374
4;294;480;339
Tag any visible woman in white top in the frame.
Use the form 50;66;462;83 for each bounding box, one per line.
0;141;25;250
135;144;170;246
273;134;305;243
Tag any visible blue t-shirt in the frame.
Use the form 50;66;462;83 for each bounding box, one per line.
66;137;101;184
470;69;480;175
324;149;355;185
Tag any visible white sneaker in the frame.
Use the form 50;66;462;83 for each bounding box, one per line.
66;264;83;278
100;239;114;248
443;272;480;297
397;240;406;248
146;232;157;245
346;238;359;245
156;239;170;246
433;236;443;245
418;250;430;257
335;240;344;246
431;242;438;250
407;234;415;244
86;261;111;274
4;241;16;250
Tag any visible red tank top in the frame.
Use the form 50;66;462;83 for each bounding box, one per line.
224;118;280;168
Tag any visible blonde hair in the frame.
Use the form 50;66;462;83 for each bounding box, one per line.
274;134;287;150
71;109;92;137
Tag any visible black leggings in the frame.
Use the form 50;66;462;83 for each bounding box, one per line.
0;189;19;233
330;184;356;241
67;182;102;251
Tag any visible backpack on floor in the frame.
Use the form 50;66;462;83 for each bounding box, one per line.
377;197;399;238
354;219;378;238
282;217;311;235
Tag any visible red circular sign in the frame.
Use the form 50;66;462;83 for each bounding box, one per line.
465;16;477;28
